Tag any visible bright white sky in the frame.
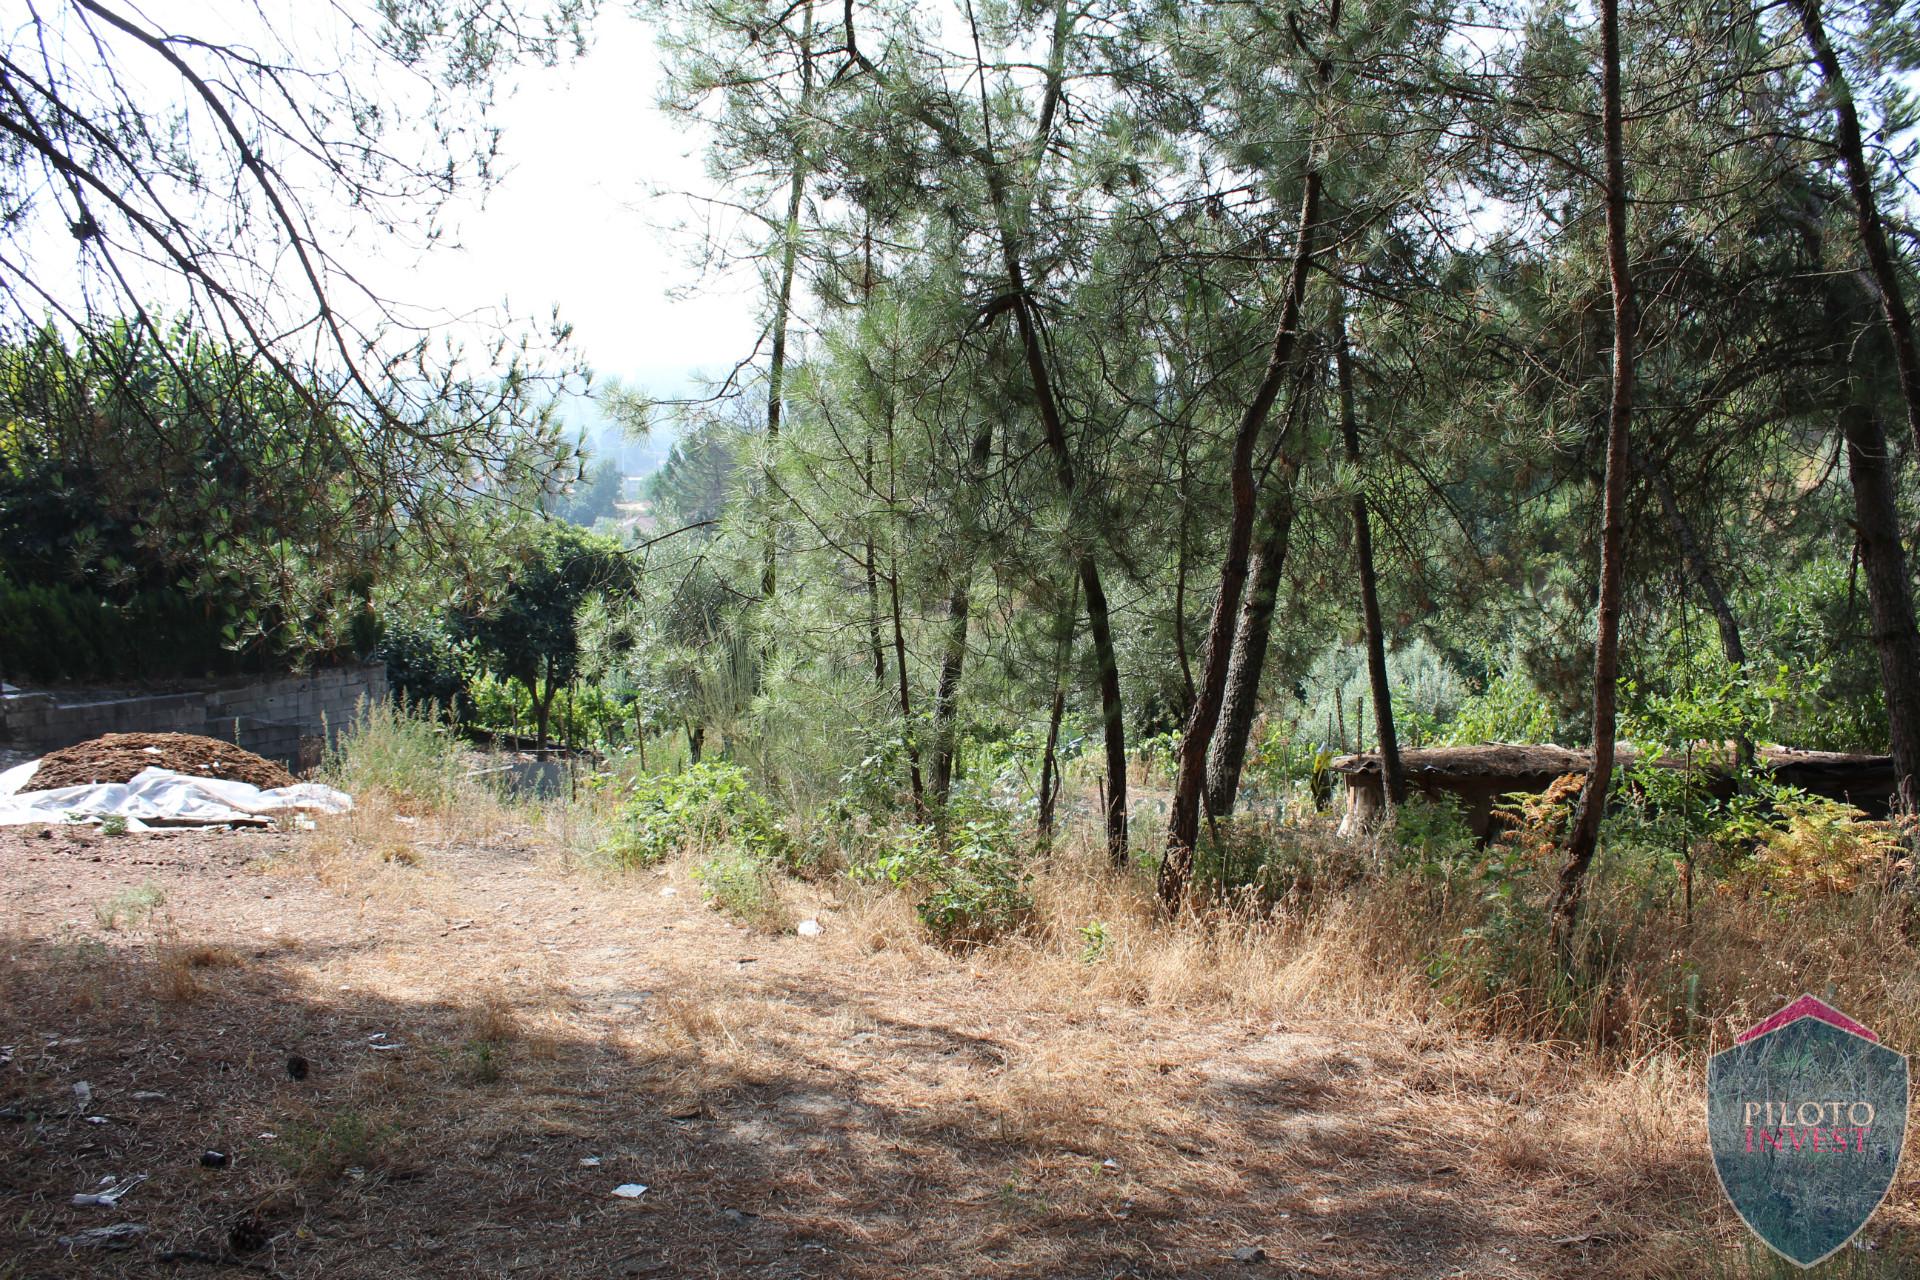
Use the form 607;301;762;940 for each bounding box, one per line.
376;16;759;410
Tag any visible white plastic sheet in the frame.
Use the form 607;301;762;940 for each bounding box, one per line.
0;766;351;829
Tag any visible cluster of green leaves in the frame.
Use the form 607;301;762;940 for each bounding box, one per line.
602;761;787;869
847;788;1033;945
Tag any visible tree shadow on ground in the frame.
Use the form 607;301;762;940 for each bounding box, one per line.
0;916;1541;1280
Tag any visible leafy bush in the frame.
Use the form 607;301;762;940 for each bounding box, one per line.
849;795;1032;945
1247;730;1335;804
467;671;629;747
380;619;469;715
1389;794;1479;879
0;573;240;681
1439;672;1558;746
834;739;915;819
602;761;785;868
1133;730;1181;785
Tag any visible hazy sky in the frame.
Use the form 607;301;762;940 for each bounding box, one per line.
384;16;760;407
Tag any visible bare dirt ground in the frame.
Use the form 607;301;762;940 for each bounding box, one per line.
0;813;1885;1278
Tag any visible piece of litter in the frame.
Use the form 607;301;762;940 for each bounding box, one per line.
610;1183;648;1199
368;1033;404;1051
796;918;823;937
72;1081;92;1107
659;886;677;897
57;1222;146;1250
579;1157;602;1167
85;1115;108;1125
257;1132;277;1141
1101;1158;1119;1170
71;1175;145;1208
294;816;316;831
129;1091;166;1102
201;1150;230;1169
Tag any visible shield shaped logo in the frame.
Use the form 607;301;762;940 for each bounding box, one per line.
1707;995;1908;1268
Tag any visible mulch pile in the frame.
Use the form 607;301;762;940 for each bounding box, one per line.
27;733;296;791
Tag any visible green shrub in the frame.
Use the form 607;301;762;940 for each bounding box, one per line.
1389;793;1479;880
0;573;240;681
379;619;470;715
1439;672;1558;746
602;761;784;868
466;671;629;748
693;848;788;928
850;795;1032;945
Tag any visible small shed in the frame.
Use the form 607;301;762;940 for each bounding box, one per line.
1331;744;1897;838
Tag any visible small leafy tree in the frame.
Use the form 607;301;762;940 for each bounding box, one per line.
453;524;633;749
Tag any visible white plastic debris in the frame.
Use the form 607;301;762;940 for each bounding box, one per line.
57;1222;147;1250
610;1183;649;1198
72;1175;145;1208
796;918;824;937
0;767;351;829
0;760;38;798
367;1032;404;1052
72;1081;91;1107
579;1157;602;1167
659;886;677;898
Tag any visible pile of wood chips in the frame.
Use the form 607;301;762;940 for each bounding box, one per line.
26;733;296;791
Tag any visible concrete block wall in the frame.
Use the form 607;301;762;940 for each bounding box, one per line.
0;663;388;771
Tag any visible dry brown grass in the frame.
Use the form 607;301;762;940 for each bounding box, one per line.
4;786;1918;1278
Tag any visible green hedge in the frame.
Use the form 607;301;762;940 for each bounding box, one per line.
0;575;239;682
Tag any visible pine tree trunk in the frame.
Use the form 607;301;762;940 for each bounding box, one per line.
1637;448;1752;768
879;397;925;809
928;416;995;803
534;654;556;753
1162;2;1335;909
990;198;1129;863
1334;289;1405;812
928;582;970;802
1838;365;1920;811
1172;446;1197;720
761;3;816;605
1549;0;1635;957
1794;0;1920;457
1038;578;1078;845
1038;685;1068;841
866;526;886;687
1203;466;1299;817
1079;556;1129;865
